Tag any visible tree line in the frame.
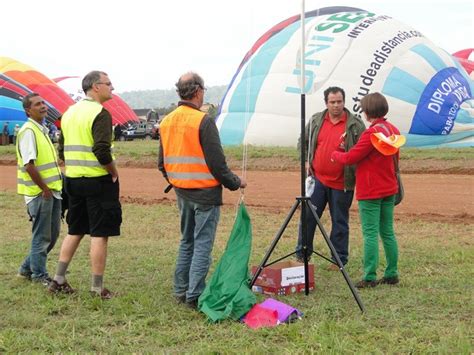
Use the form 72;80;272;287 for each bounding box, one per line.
118;85;228;110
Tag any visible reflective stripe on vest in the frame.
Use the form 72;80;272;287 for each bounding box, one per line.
160;105;219;189
16;121;62;196
61;99;115;178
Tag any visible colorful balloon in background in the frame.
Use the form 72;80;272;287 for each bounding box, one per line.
0;58;138;135
0;73;61;135
0;57;74;115
217;7;474;147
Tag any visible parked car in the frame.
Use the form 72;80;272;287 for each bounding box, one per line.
119;121;152;141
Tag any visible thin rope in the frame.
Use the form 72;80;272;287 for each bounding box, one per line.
237;4;254;209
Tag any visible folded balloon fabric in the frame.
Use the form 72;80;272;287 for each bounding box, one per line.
242;299;302;329
259;298;302;323
242;304;279;329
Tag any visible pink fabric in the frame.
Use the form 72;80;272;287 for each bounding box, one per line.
243;304;278;329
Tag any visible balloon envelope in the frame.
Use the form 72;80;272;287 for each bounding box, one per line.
0;73;61;132
0;57;74;115
217;7;474;147
452;48;474;76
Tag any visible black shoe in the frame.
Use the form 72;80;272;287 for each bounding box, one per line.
175;294;186;304
33;276;52;287
185;299;199;310
17;271;32;281
355;280;377;289
295;255;311;263
377;276;399;285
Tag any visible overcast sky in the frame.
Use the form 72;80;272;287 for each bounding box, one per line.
1;0;472;92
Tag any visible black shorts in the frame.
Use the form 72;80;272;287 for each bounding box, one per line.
65;175;122;237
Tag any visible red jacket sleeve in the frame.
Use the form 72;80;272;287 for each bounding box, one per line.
331;130;374;165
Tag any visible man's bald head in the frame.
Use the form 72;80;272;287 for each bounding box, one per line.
175;72;205;100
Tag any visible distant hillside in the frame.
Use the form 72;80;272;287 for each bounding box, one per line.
118;85;228;109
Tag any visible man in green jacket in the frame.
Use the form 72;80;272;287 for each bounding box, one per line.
296;87;365;268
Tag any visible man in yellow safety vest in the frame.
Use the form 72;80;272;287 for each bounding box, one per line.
48;71;121;299
16;93;62;286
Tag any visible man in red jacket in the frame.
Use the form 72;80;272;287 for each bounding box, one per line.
296;87;365;268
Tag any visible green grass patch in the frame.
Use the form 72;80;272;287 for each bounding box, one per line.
401;147;474;161
1;192;472;353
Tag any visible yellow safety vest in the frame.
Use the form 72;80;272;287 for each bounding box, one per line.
16;120;62;196
160;105;219;189
61;99;115;178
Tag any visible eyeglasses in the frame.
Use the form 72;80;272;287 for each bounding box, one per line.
95;82;113;87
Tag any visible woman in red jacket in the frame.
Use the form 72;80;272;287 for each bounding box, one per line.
331;92;400;288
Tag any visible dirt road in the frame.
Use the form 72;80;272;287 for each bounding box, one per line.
1;166;473;222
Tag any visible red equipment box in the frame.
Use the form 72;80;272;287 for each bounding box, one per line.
251;260;315;295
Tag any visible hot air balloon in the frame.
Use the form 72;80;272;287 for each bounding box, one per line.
217;7;474;147
54;76;139;125
0;57;74;115
0;73;62;131
452;49;474;77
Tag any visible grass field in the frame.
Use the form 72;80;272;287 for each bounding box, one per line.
0;191;472;353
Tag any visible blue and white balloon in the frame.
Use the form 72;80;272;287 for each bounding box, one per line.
217;7;474;147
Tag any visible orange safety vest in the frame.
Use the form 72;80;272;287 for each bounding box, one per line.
160;105;220;189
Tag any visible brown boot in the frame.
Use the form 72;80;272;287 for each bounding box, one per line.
355;280;377;289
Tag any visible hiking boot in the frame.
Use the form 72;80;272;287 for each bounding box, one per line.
48;280;76;294
355;280;377;289
90;288;114;300
185;299;199;310
175;294;186;304
377;276;399;285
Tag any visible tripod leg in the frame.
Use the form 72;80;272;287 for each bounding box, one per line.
250;199;301;287
306;200;366;313
300;197;311;295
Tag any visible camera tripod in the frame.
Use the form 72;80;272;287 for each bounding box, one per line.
250;195;365;313
249;92;365;312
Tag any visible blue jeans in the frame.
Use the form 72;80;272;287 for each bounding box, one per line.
296;177;353;265
174;196;220;302
19;196;61;280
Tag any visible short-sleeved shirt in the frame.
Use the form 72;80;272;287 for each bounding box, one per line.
18;119;62;204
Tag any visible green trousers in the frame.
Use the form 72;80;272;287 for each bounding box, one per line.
358;195;399;281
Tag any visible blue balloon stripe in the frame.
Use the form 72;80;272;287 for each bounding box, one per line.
0;95;24;110
220;20;302;145
0;107;27;122
382;67;425;106
410;44;448;72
